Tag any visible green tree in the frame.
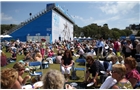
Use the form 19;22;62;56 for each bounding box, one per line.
101;24;110;39
123;30;132;36
1;24;17;34
137;30;140;36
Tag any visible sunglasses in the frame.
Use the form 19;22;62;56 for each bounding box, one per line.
111;70;118;73
19;69;25;71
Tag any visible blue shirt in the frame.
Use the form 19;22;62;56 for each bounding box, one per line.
107;61;120;71
96;40;105;48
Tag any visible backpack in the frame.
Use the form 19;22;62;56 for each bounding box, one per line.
71;64;78;80
71;70;77;80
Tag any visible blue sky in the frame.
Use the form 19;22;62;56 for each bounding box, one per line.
1;1;140;29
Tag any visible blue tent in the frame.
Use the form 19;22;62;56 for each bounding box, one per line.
129;35;135;41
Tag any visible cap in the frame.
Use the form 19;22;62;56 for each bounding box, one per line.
109;48;113;51
135;39;139;42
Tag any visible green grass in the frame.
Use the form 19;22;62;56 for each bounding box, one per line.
1;48;85;83
2;48;104;89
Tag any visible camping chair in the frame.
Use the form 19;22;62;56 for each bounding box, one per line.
74;59;86;79
29;61;43;85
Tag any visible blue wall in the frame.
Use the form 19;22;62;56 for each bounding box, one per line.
5;10;53;42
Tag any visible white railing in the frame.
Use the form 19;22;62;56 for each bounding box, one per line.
6;8;48;35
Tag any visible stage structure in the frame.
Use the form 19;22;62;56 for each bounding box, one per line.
3;3;75;43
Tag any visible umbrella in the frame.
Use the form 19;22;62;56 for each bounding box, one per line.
0;35;4;38
2;35;12;38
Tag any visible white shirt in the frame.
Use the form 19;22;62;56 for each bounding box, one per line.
78;47;84;55
100;76;117;89
125;44;133;53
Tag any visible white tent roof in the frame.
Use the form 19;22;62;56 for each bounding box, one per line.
0;35;12;38
0;35;4;37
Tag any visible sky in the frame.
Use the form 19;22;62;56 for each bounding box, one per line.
1;1;140;29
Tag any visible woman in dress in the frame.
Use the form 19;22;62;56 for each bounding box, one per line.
40;38;46;59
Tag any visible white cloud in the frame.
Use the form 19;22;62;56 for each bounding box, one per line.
1;13;13;21
109;15;120;21
15;9;19;13
1;13;19;24
72;14;121;29
125;17;139;24
72;15;94;24
99;1;138;15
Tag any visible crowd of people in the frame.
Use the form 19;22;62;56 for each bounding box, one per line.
0;37;140;89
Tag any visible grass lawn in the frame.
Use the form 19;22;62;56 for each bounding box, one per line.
1;48;86;83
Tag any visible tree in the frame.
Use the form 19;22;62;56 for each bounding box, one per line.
111;30;120;39
137;30;140;36
1;24;17;34
123;30;132;36
131;24;136;30
119;30;126;36
101;24;109;39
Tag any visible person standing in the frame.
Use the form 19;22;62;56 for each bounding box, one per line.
125;39;133;58
95;37;105;59
135;39;140;54
40;39;46;59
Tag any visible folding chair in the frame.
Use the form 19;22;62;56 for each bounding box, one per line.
74;59;86;79
29;61;43;85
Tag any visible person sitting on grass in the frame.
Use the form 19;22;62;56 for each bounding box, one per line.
1;68;19;89
13;62;31;86
12;62;41;89
110;64;133;89
56;50;62;64
24;51;33;62
100;55;120;89
47;49;54;58
106;55;120;75
0;51;8;67
124;57;140;89
34;49;42;62
42;69;74;89
118;55;124;64
10;50;17;62
104;48;116;62
84;55;105;87
61;50;73;82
